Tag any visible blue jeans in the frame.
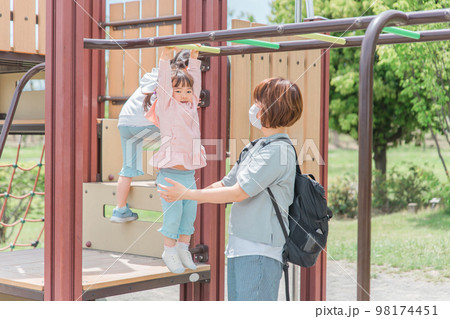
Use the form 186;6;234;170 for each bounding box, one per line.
156;168;197;239
227;255;283;301
118;125;160;177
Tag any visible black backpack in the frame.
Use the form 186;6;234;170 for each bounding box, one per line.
266;137;332;301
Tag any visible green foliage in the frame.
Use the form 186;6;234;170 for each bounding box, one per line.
385;163;442;212
269;0;450;179
327;174;358;218
329;162;446;217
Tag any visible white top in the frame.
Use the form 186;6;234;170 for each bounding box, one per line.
118;69;158;127
225;235;284;263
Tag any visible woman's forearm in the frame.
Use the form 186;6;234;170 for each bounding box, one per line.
205;181;224;189
185;183;247;204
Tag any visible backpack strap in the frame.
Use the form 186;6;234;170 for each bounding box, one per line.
263;137;302;175
235;138;262;165
267;187;291;301
267;188;289;242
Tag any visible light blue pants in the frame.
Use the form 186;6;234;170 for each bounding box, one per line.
156;168;197;239
227;255;283;301
118;125;160;177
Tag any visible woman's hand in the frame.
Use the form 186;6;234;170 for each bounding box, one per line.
190;44;201;59
158;178;189;202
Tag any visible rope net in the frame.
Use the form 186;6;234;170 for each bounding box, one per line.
0;136;45;251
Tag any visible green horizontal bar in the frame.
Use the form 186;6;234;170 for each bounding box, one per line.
231;39;280;49
175;44;221;54
383;27;421;40
299;33;346;45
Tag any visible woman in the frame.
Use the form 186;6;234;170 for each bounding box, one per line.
158;77;303;301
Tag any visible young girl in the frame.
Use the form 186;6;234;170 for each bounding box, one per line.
150;47;206;274
111;50;190;223
158;77;303;300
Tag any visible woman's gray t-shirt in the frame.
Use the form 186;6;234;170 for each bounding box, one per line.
222;133;296;247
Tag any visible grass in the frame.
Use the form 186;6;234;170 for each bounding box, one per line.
328;143;450;184
327;208;450;280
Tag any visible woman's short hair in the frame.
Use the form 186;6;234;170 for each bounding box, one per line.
253;77;303;128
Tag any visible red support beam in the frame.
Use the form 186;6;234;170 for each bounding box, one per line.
83;0;105;182
181;0;228;301
300;40;330;301
45;0;102;300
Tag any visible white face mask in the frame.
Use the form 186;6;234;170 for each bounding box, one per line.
249;104;262;129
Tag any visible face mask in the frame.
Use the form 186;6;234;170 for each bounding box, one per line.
249;104;262;129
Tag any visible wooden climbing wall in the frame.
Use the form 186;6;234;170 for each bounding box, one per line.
230;19;323;178
108;0;181;118
0;0;46;54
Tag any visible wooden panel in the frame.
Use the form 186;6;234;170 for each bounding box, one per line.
141;0;157;75
249;22;270;141
300;49;322;177
287;36;306;155
0;72;45;121
0;293;33;301
123;1;140;96
230;19;252;166
38;0;46;54
0;1;10;50
158;0;174;44
176;0;182;34
82;249;210;290
13;0;36;53
100;119;157;182
82;182;164;257
108;3;124;118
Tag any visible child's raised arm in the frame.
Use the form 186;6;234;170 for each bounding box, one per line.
156;47;175;109
186;48;202;102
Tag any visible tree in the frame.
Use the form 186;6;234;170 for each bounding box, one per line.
384;0;450;179
268;0;447;179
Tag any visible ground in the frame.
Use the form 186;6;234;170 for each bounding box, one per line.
104;259;450;301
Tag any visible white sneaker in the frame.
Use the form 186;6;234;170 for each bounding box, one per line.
177;247;197;270
162;250;184;274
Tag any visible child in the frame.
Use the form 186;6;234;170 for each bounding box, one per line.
111;50;191;223
150;46;206;273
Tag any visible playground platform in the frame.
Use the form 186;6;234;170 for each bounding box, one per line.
0;248;210;301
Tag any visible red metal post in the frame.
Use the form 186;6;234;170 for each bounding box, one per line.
83;0;105;182
45;0;101;300
300;38;330;301
181;0;228;301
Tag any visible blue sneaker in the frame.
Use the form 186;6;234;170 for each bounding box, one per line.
110;204;138;223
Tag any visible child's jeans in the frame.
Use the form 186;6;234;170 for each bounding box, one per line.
118;125;160;177
156;168;197;239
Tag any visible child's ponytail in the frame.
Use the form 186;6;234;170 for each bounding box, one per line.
142;92;154;112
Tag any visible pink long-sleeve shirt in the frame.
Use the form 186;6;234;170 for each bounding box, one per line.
149;58;207;170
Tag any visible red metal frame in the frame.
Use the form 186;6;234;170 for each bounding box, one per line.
44;0;326;301
181;0;228;301
45;0;104;300
299;46;330;301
